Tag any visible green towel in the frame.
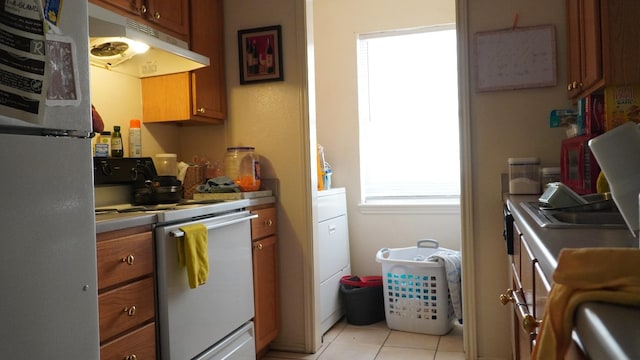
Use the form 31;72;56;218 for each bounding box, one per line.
177;224;209;288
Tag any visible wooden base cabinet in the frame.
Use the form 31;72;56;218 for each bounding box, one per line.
142;0;226;124
502;219;550;359
96;225;157;360
249;205;280;358
503;209;585;359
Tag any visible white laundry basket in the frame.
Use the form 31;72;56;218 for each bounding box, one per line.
375;239;455;335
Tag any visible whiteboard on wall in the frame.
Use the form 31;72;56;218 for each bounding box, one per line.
474;25;556;92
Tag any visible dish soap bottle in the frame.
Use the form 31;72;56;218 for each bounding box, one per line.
111;125;123;157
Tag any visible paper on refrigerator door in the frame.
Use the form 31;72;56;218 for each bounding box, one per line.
0;0;82;125
0;0;49;124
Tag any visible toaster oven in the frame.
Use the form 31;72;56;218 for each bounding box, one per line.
560;134;600;195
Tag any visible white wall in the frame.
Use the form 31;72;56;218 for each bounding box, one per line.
223;0;315;353
314;0;572;359
463;0;570;358
312;0;460;289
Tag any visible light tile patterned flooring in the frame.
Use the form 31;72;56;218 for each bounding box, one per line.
264;319;464;360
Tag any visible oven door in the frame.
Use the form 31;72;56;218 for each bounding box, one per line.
155;210;257;360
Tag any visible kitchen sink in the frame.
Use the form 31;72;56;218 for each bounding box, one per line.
520;201;627;229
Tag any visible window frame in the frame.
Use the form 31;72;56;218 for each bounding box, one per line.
356;24;461;209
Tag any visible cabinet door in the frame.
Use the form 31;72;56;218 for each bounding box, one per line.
90;0;143;17
141;0;226;124
579;0;602;96
141;72;191;122
146;0;189;38
252;235;280;354
90;0;188;40
190;0;226;122
566;0;582;97
567;0;602;99
318;215;350;282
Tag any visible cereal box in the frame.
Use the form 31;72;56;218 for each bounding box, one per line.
604;85;640;131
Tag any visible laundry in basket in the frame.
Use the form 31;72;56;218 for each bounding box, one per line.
375;239;461;335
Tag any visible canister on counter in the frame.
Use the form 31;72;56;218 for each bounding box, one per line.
224;147;261;191
508;157;540;194
155;153;177;176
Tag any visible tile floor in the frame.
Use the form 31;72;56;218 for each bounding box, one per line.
264;319;465;360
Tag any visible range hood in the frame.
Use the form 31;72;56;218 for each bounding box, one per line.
88;3;209;78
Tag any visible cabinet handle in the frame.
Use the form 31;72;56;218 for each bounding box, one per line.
123;306;136;316
125;355;137;360
499;289;515;305
502;288;542;333
197;107;206;114
139;5;147;14
266;219;273;227
523;314;542;333
255;243;264;250
154;12;161;20
122;254;135;265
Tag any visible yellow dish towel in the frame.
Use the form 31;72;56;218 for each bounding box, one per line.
176;223;209;289
532;248;640;360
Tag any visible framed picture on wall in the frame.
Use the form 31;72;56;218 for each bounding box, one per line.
237;25;283;84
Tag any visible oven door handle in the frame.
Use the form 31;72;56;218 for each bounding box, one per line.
169;214;258;238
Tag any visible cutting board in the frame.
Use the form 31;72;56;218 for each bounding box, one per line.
193;190;273;201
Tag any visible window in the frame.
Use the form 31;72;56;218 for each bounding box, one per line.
357;25;460;206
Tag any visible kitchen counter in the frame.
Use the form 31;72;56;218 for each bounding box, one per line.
95;196;276;233
507;195;640;359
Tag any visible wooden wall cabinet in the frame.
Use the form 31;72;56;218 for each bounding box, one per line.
141;0;226;124
249;205;280;358
96;225;157;360
90;0;189;41
566;0;640;99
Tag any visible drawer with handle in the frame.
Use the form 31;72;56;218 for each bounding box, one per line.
251;207;277;240
98;277;155;342
97;231;153;290
100;321;156;360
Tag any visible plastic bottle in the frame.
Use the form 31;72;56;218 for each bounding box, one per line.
317;144;326;190
224;147;261;191
95;131;111;157
129;119;142;158
111;126;123;157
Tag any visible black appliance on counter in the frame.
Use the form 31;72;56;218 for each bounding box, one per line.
93;157;183;205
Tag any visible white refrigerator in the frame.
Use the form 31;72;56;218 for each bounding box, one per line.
0;1;99;358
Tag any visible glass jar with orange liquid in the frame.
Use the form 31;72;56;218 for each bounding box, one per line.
224;147;261;191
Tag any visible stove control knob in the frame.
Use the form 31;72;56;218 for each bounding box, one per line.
100;163;112;176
